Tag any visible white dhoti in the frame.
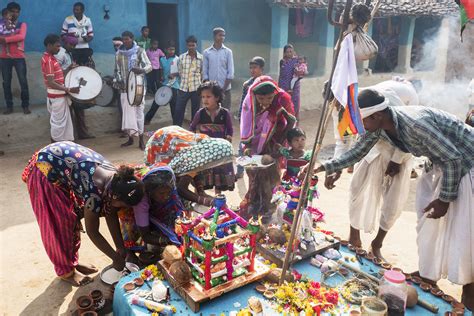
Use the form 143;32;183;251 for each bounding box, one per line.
47;96;74;141
349;140;413;233
416;167;474;285
121;92;144;136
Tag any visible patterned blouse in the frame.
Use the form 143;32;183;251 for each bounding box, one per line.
35;141;115;214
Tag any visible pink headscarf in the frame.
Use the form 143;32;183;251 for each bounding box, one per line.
62;34;78;46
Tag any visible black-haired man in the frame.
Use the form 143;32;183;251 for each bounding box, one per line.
0;2;30;115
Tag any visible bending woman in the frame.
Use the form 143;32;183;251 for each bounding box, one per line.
133;165;184;248
22;141;144;286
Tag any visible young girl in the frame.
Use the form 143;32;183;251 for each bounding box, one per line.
190;81;235;193
278;127;312;180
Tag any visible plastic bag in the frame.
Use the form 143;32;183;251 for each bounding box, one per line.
348;24;378;61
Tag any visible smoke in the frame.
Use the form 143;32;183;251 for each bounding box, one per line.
413;17;473;119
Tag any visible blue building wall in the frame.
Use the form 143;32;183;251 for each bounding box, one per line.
13;0;147;54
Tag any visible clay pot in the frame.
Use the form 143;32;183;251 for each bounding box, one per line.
420;282;432;292
89;290;105;311
76;295;94;313
452;307;465;315
411;276;422;284
81;312;98;316
356;249;367;256
372;257;383;266
133;277;144;287
349;310;361;316
381;262;392;270
451;301;465;310
365;253;375;260
255;284;267;293
263;290;275;299
442;294;454;303
392;267;403;274
123;282;135;291
431;287;444;297
340;240;349;246
445;312;454;316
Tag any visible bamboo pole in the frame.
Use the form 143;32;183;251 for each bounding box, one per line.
279;0;355;285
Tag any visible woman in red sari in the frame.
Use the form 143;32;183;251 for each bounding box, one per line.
239;76;296;222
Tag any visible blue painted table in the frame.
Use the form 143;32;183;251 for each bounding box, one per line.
113;246;471;315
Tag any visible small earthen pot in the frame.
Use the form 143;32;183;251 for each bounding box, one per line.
255;284;267;293
133;277;144;287
263;290;275;299
349;310;361;316
123;282;136;292
444;312;454;316
356;249;367;257
89;290;105;311
76;295;94;313
81;312;98;316
392;267;403;274
365;253;375;260
340;240;349;246
420;282;432;292
372;257;383;266
334;236;342;242
431;287;444;297
411;276;422;284
452;307;465;315
451;301;465;310
442;294;454;303
339;267;349;276
381;262;392;270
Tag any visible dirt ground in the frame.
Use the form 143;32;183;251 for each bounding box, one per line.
0;107;462;315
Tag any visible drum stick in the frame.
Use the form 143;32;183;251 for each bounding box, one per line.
338;261;439;314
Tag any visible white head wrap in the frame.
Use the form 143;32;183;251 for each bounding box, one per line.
360;97;389;119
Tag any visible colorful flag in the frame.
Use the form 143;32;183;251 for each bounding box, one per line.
456;0;474;40
331;33;365;138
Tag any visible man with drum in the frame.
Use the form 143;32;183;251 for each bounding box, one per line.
114;31;152;150
61;1;95;139
41;34;79;142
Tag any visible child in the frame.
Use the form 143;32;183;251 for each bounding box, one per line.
146;39;165;94
0;8;16;56
290;55;308;90
278;127;312;180
236;56;265;179
145;40;179;125
191;81;235;193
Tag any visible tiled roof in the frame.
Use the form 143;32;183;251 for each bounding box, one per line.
272;0;458;16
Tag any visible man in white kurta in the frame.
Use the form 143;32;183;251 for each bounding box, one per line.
114;31;152;150
347;79;418;259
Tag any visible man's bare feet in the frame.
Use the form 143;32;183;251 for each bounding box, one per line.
348;238;362;248
410;271;438;286
76;263;98;275
369;241;386;261
60;270;93;286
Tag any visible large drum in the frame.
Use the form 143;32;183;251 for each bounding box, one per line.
95;80;114;107
127;70;145;106
154;85;173;106
65;66;102;102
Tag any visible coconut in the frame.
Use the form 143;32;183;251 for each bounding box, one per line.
162;245;182;265
264;268;295;284
169;261;192;284
261;154;274;166
267;228;287;245
406;285;418;308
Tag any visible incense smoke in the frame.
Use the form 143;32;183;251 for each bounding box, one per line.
415;17;473;119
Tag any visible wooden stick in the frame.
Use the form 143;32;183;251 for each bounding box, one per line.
279;0;353;285
339;261;439;314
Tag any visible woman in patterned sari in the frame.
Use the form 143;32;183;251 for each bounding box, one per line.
22;141;144;286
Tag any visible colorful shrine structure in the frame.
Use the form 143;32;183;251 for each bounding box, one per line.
175;195;260;290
